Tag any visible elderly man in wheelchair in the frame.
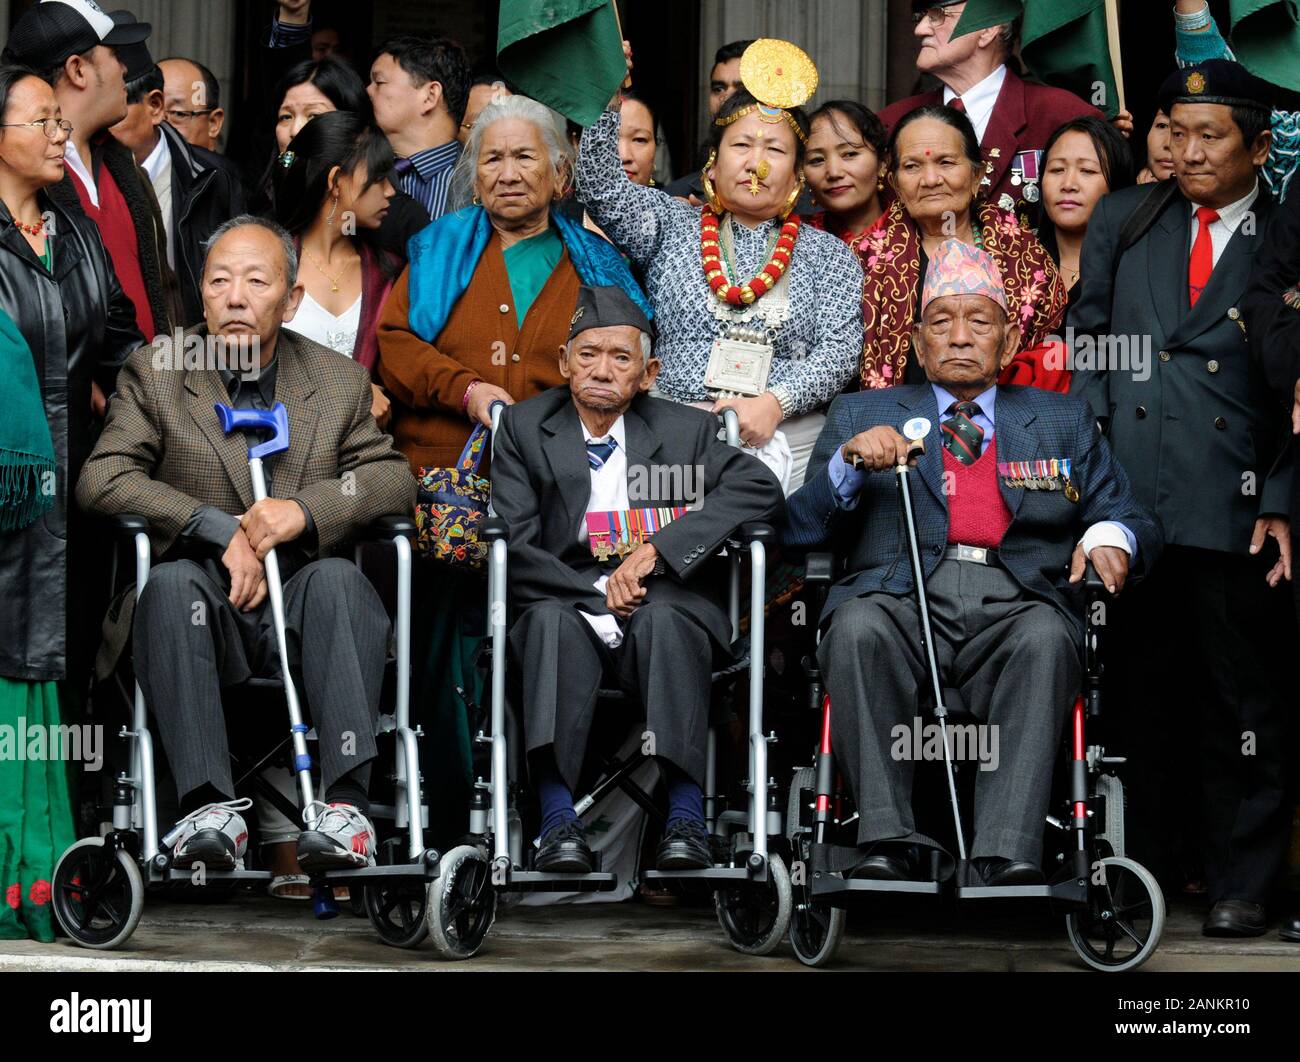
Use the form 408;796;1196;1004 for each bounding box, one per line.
783;241;1163;889
76;216;416;876
489;284;785;877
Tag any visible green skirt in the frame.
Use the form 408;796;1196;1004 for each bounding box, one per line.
0;678;75;942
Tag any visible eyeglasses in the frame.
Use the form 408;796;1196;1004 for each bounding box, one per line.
0;118;73;140
166;108;214;123
912;5;962;28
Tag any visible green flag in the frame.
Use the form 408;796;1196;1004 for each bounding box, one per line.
954;0;1121;118
498;0;627;126
1228;0;1300;92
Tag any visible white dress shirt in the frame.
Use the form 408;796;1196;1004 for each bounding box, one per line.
1188;179;1259;269
943;64;1008;144
140;133;174;269
578;414;628;648
63;141;98;207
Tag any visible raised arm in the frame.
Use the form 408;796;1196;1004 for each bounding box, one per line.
576;107;694;268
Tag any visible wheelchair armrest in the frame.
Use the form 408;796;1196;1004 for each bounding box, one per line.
739;521;775;544
361;514;416;541
479;517;509;543
110;513;151;536
804;551;839;585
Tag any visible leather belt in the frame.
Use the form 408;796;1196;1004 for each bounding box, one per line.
943;544;1004;568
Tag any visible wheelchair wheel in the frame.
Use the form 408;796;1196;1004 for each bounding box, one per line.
427;845;496;960
363;879;429;949
715;852;792;956
51;837;144;950
1065;856;1164;972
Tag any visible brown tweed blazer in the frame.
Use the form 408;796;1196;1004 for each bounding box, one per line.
77;325;416;557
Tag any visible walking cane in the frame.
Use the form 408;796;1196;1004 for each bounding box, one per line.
892;416;969;863
215;401;338;919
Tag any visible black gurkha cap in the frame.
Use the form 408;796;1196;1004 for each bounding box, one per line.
568;285;656;344
1159;59;1274;115
3;1;151;72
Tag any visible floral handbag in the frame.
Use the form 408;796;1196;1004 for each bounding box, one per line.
414;424;492;569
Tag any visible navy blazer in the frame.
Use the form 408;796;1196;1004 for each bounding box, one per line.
781;384;1163;640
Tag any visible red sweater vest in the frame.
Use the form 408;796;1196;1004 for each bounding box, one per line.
943;436;1013;548
67;161;155;339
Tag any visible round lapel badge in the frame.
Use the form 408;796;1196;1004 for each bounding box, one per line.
903;417;932;442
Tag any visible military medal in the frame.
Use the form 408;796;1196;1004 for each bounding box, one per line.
1024;183;1040;203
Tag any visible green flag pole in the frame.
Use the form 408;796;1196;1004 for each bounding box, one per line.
1104;0;1126;113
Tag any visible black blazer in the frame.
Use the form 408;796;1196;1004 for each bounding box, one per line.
490;388;786;651
1069;180;1291;555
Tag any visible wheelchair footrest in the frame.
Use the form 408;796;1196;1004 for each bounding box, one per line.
643;866;769;884
505;870;619;892
811;875;942;896
956;880;1085;901
159;867;272;885
312;863;431;884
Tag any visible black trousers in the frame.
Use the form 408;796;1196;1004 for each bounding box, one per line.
133;557;388;804
1107;545;1293;905
508;600;715;791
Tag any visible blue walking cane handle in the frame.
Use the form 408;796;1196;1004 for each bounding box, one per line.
214;402;291;460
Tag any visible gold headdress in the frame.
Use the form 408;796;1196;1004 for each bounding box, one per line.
713;38;819;145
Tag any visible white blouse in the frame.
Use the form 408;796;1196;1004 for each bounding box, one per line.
291;291;362;357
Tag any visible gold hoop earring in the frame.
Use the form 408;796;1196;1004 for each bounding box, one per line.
780;177;804;221
472;193;481;206
700;149;723;214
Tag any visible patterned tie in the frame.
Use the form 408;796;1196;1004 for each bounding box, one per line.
587;438;618;471
1188;206;1219;306
941;401;985;466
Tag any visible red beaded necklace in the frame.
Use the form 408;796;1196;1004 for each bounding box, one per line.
12;217;43;237
700;208;800;307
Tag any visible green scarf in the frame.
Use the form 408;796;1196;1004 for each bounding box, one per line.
0;308;54;532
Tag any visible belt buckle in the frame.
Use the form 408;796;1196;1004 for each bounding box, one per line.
959;544;987;565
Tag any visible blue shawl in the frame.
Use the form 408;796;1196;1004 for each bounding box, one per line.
405;205;653;342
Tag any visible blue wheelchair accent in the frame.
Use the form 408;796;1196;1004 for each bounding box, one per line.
214;401;290;460
294;753;313;771
313;885;340;920
291;724;308;734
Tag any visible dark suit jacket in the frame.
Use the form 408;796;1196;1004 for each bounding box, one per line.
879;67;1100;223
490;388;786;651
781;384;1162;641
1242;184;1300;532
1069;181;1291;555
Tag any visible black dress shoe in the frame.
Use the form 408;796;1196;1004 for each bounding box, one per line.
1279;908;1300;942
850;844;920;881
655;820;711;871
1203;900;1266;938
976;857;1045;887
535;820;595;874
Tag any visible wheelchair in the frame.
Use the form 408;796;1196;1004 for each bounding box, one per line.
418;406;794;959
784;509;1165;970
780;441;1170;977
49;511;429;950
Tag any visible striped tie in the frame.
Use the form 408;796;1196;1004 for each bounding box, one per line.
587;438;617;471
941;401;985;465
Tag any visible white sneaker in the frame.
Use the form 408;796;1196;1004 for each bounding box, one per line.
164;798;252;870
295;801;377;872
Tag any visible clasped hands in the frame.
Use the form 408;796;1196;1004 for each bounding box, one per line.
221;498;307;611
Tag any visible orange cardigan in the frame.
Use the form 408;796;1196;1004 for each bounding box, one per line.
377;234;580;472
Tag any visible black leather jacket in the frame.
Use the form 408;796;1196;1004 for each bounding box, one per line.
0;193;144;681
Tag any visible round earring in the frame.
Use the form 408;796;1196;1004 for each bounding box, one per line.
877;174;885;192
780;177;804;221
472;193;481;206
700;149;724;214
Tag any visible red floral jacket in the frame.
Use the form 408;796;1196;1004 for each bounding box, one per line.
856;201;1068;391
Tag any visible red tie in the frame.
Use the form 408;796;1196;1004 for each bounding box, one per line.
949;96;966;113
1188;206;1219;306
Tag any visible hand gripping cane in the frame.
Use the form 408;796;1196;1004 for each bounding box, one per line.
893;416;968;863
215;403;339;918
